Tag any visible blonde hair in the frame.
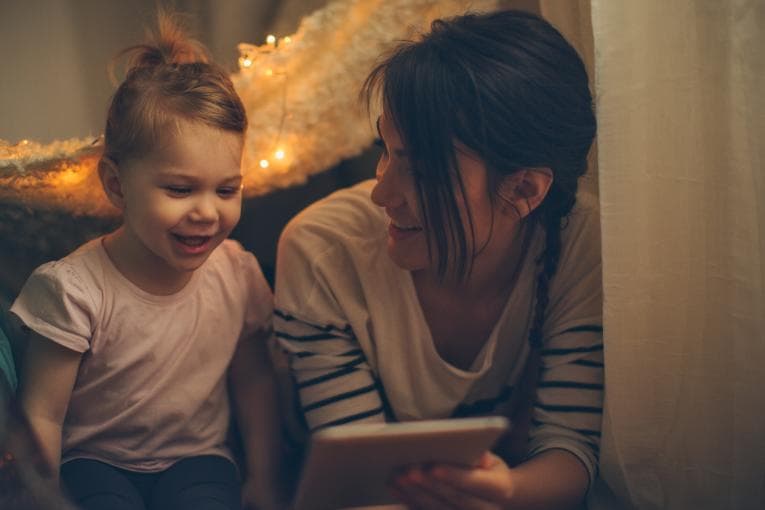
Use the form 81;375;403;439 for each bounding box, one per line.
101;10;246;167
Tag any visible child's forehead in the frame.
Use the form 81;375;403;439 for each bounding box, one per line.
125;121;243;181
146;120;242;155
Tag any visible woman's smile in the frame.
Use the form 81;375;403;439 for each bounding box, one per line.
388;220;423;240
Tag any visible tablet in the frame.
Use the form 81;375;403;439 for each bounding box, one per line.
292;416;510;510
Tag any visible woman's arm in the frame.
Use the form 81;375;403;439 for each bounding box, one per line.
229;329;287;510
19;331;81;480
274;310;386;431
274;219;386;432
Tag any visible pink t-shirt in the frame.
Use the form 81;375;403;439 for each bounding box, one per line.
11;237;272;472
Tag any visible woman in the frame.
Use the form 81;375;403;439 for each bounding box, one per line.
275;9;602;509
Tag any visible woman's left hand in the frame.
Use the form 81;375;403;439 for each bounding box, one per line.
390;452;516;510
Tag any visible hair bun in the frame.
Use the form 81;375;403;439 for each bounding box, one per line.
120;9;209;75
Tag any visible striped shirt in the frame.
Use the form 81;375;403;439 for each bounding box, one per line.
274;180;603;487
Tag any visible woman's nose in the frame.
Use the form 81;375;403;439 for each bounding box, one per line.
370;162;403;208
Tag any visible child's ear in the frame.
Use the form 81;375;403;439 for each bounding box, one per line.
498;168;554;218
98;157;126;210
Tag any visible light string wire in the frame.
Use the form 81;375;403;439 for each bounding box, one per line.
0;0;498;217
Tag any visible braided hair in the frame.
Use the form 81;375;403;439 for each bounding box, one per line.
363;10;596;348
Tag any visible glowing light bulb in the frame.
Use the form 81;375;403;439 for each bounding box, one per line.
283;36;292;44
266;34;276;46
264;68;274;76
259;159;270;169
274;149;285;160
241;58;253;68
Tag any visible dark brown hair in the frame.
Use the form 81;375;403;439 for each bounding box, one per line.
363;10;596;347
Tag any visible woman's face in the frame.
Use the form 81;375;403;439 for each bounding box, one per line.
370;114;506;274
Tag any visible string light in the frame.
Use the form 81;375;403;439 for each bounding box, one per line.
236;33;293;174
1;0;495;214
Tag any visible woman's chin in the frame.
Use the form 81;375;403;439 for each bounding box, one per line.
386;244;429;272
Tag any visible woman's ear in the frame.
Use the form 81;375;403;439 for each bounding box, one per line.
498;168;553;218
98;157;126;210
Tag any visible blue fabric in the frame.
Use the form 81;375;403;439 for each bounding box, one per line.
0;325;16;393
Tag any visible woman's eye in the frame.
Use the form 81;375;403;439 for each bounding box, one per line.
373;138;388;156
164;186;191;196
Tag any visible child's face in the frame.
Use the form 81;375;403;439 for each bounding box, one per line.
118;120;243;281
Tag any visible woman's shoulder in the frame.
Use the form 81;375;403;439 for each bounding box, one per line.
568;191;599;225
280;179;383;252
560;191;601;255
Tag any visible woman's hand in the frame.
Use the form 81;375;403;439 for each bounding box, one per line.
390;452;515;510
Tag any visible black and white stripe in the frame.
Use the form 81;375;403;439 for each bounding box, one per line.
275;308;385;431
530;323;604;466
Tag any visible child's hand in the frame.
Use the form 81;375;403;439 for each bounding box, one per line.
241;476;288;510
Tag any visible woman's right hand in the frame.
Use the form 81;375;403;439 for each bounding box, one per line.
390;452;516;510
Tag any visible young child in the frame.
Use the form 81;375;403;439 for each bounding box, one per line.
10;13;283;510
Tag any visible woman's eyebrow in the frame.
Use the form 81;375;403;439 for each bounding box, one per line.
375;116;407;158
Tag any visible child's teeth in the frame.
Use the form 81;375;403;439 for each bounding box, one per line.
178;236;206;246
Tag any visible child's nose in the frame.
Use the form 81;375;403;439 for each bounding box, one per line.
189;195;219;223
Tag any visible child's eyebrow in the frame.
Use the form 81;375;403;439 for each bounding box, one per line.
156;172;195;181
156;172;243;183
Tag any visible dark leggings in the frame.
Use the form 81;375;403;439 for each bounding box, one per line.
60;455;241;510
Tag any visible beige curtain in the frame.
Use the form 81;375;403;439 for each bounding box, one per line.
581;1;765;508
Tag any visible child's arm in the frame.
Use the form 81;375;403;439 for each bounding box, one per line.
19;331;81;480
229;328;286;510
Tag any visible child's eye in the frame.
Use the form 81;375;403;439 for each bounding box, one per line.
164;185;191;196
217;186;240;198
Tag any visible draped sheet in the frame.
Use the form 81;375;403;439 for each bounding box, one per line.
587;1;765;508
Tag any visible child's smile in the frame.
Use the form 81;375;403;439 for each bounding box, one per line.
171;234;214;254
